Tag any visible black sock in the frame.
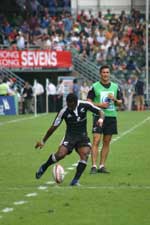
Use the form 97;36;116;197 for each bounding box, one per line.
40;154;57;173
72;161;87;181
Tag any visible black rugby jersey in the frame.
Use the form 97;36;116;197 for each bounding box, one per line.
53;100;102;136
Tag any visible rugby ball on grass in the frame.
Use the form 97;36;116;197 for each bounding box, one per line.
52;164;65;184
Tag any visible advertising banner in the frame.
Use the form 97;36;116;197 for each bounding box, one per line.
0;96;17;115
0;50;72;69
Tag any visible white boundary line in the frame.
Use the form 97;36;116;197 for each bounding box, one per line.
0;113;47;126
14;201;27;205
112;116;150;144
43;185;150;190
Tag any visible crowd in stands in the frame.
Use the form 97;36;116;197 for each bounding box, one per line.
0;1;147;111
0;2;146;79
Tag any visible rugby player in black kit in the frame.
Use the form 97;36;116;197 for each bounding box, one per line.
35;93;104;186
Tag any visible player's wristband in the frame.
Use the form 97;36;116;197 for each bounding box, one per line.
98;118;103;123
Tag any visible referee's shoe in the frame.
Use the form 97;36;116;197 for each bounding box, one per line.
90;166;97;174
97;166;110;174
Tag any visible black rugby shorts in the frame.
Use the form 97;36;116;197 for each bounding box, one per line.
92;116;118;135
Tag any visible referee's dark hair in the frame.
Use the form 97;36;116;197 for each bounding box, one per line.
99;65;110;73
66;93;78;104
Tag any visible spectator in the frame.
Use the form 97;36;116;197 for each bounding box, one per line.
33;80;44;113
62;14;73;37
22;81;33;114
0;78;10;96
72;79;80;98
104;9;112;21
16;31;25;49
48;0;57;16
112;56;126;75
126;58;138;71
46;80;57;112
7;78;18;95
133;75;145;111
80;81;90;100
96;47;107;66
56;79;65;112
109;14;119;27
123;78;135;111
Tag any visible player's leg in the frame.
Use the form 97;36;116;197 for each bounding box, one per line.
136;96;140;111
90;115;103;173
90;133;101;174
140;95;145;111
98;117;117;173
97;134;112;173
70;146;91;186
35;145;68;179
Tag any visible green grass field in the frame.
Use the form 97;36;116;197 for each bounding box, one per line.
0;111;150;225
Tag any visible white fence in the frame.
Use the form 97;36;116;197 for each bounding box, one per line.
71;0;146;16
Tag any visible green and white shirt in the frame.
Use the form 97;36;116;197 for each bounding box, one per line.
87;81;122;117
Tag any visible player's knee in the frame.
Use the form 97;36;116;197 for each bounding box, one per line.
85;152;90;161
93;141;100;148
82;150;90;161
55;152;66;161
93;138;100;147
103;139;111;146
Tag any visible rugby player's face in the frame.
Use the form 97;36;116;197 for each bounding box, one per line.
100;68;110;83
67;101;77;111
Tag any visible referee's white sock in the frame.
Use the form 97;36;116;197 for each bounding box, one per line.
99;164;104;169
92;164;97;168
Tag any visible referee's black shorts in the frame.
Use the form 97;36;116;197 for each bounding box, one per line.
92;116;118;135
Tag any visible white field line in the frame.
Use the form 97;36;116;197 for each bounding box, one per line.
25;193;38;197
46;181;55;185
67;167;74;170
2;184;150;191
0;113;47;126
45;185;150;190
14;201;27;205
37;186;48;190
2;208;14;213
111;116;150;144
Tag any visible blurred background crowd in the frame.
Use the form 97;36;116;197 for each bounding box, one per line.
0;0;148;114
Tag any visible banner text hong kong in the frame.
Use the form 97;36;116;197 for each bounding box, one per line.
0;50;72;68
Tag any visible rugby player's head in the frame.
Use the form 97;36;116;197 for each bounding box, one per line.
66;93;78;111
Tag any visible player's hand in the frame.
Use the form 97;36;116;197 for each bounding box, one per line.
97;118;104;127
35;141;44;149
107;93;113;98
108;93;115;101
101;102;109;108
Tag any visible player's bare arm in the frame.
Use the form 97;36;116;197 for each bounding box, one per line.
35;125;58;149
95;107;104;127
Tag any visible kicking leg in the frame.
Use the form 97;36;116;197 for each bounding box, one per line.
36;145;68;179
70;146;90;186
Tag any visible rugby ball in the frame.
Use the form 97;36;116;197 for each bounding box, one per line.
52;164;65;184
